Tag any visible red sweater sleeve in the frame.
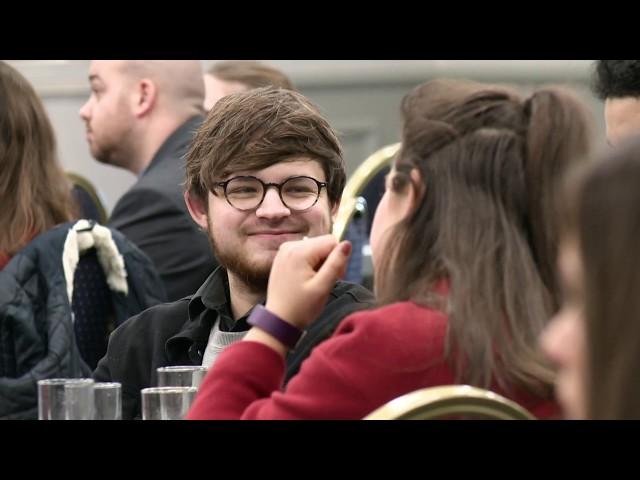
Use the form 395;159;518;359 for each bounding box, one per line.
187;302;453;420
187;341;287;419
0;253;10;270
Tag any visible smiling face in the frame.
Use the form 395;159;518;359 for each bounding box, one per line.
188;158;338;292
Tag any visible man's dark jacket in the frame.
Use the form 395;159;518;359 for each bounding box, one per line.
0;221;166;419
108;116;217;301
94;268;375;420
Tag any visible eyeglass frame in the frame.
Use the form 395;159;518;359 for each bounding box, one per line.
213;175;328;212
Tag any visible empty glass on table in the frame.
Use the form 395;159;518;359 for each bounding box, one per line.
38;378;95;420
141;386;198;420
157;366;208;389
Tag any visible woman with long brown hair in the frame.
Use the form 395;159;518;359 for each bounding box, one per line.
0;61;75;269
187;79;593;419
542;135;640;419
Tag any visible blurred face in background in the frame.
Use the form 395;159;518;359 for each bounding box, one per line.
604;97;640;147
203;74;248;111
540;240;588;419
79;61;137;169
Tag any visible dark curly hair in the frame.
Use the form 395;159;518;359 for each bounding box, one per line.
592;60;640;100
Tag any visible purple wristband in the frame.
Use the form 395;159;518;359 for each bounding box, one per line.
247;304;305;350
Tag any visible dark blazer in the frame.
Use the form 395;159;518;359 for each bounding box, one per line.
108;116;217;301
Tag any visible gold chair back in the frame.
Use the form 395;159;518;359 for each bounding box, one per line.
364;385;536;420
333;143;400;241
67;172;109;225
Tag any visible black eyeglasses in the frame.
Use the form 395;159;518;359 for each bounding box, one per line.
214;175;327;212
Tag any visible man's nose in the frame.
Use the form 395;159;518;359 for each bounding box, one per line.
255;187;291;219
79;99;92;121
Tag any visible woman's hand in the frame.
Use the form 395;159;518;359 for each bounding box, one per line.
265;234;352;330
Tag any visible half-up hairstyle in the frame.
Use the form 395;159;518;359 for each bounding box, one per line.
375;79;592;397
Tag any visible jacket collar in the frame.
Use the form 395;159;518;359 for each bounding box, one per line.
164;267;231;363
141;115;203;178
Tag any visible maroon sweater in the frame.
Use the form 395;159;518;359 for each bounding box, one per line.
187;301;560;420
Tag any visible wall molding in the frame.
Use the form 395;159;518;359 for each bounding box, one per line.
8;60;594;97
263;60;594;87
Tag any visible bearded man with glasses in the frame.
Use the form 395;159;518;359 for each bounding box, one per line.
93;87;375;419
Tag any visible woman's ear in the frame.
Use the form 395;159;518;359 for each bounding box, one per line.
408;168;425;210
394;168;424;222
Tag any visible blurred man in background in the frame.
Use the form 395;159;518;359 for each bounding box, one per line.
203;60;294;110
80;60;217;301
593;60;640;146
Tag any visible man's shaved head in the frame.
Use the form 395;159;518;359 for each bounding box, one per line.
119;60;205;111
80;60;205;173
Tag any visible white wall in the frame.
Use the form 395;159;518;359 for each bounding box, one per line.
8;60;602;214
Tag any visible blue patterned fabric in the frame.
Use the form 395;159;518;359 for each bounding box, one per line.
360;166;389;234
0;220;167;419
71;249;115;370
343;198;368;285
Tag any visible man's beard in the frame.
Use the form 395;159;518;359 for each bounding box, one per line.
92;144;116;166
206;217;270;295
92;137;135;170
87;119;134;170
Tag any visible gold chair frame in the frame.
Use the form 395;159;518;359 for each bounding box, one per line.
332;143;401;241
364;385;536;420
67;172;109;225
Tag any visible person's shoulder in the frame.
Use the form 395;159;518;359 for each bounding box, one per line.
140;124;195;190
305;300;447;373
0;267;24;308
341;301;447;335
330;280;375;304
369;300;435;316
327;301;448;363
139;163;189;209
111;184;160;213
117;178;174;204
110;182;183;225
320;281;375;324
0;224;75;294
111;297;191;339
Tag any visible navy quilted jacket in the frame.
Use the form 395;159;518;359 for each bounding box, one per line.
0;220;167;419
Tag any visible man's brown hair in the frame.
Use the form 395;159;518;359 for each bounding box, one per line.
185;87;344;206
